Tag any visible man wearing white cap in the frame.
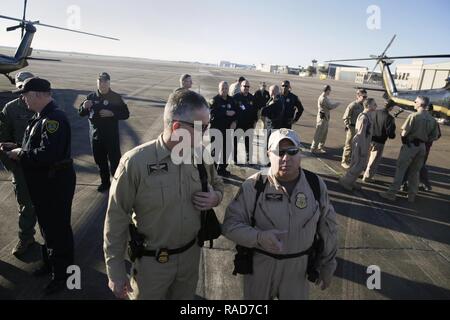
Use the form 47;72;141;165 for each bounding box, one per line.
0;71;37;256
223;128;338;299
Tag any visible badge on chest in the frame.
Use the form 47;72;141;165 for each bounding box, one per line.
295;192;307;209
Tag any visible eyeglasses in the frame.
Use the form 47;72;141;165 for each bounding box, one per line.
275;147;300;157
176;120;209;132
243;85;250;88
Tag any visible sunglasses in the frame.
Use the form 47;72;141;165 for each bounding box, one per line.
176;120;209;132
275;147;300;157
243;85;250;88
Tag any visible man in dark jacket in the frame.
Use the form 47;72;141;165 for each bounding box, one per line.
261;84;285;131
280;80;304;128
209;81;239;176
254;82;270;113
79;72;130;192
233;80;257;164
8;77;76;295
363;99;396;182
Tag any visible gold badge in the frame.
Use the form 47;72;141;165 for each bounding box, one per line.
295;193;307;209
46;120;59;134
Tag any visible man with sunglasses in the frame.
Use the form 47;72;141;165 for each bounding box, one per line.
104;90;224;300
0;71;38;257
341;89;367;168
233;80;258;164
223;129;338;299
280;80;304;128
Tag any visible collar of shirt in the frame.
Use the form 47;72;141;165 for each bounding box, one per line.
155;134;172;162
38;100;57;118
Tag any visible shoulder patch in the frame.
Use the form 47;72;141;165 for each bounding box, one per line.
46;120;59;133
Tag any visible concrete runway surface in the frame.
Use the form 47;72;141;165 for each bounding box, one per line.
0;49;449;300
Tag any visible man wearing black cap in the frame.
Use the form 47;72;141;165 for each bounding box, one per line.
7;77;76;295
280;80;304;129
0;71;37;257
79;72;130;192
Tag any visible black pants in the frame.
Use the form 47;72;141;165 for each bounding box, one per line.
211;129;232;172
25;166;76;280
234;125;253;164
92;138;121;184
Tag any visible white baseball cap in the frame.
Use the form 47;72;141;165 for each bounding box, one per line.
268;128;301;151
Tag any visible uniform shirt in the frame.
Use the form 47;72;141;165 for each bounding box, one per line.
353;111;372;155
254;89;270;110
261;96;285;129
371;108;396;144
209;94;239;131
402;109;440;143
79;89;130;141
0;97;35;145
282;92;304;122
223;169;337;268
233;92;258;129
19;101;72;169
103;134;225;282
317;92;339;121
342;100;364;127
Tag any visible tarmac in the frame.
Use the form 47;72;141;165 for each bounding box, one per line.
0;49;449;300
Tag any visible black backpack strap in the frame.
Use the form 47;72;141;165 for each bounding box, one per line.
303;169;321;203
250;173;268;227
197;163;209;192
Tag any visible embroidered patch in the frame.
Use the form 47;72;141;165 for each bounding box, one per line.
265;193;283;201
45;120;59;134
295;193;307;209
147;163;168;175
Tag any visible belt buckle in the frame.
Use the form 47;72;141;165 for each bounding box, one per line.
156;248;169;264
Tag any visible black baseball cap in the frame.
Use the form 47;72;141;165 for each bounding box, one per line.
98;72;111;81
13;77;51;94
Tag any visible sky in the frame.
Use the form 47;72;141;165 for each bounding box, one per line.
1;0;449;68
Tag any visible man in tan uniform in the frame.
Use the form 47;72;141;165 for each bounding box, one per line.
339;98;377;191
310;85;340;153
362;100;396;182
103;90;224;300
223;129;338;300
380;96;440;203
341;89;367;168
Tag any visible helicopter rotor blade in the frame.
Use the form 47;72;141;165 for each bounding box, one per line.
0;15;26;24
367;34;396;82
35;22;119;40
326;54;450;63
379;34;396;58
21;0;28;38
0;15;119;41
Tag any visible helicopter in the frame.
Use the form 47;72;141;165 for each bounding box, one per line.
0;0;119;85
326;35;450;121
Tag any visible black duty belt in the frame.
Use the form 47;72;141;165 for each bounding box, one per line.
254;246;312;260
142;238;197;263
